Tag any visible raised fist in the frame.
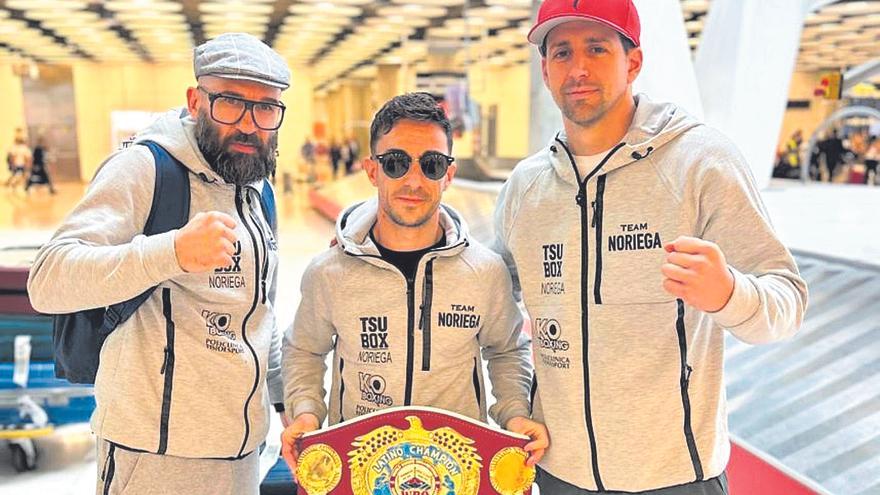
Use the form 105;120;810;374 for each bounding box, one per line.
174;211;238;273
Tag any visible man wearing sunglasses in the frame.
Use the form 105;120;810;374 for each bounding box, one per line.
28;33;288;494
492;1;808;494
280;92;549;477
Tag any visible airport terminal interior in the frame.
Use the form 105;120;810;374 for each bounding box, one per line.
1;0;879;494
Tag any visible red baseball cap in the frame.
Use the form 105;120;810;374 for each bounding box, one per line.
528;0;641;48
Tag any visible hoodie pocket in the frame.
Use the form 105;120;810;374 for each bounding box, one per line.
592;174;681;305
594;242;673;305
419;259;435;371
338;357;345;422
592;175;607;304
593;222;678;305
589;301;700;488
675;300;703;480
471;357;482;411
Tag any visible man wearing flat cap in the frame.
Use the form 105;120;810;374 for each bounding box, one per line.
28;33;291;494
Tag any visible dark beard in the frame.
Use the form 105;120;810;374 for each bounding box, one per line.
195;111;277;186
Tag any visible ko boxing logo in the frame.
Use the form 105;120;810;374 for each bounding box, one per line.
202;310;235;340
358;372;393;407
535;318;569;353
203;310;244;354
535;318;572;370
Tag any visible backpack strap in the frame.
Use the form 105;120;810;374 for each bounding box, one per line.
259;178;278;236
101;141;190;331
142;141;190;235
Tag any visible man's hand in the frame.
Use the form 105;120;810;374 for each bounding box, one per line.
280;413;320;477
505;416;550;467
174;211;237;273
661;236;735;313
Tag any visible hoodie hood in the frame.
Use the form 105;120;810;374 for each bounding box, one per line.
133;108;225;184
335;198;470;259
550;94;703;185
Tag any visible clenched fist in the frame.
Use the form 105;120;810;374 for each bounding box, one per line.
174;211;238;273
661;236;735;313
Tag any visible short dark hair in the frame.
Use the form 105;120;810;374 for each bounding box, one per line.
539;31;636;57
370;92;453;155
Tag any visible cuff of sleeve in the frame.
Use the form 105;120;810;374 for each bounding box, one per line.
140;230;186;283
493;402;532;430
710;267;760;328
268;376;284;405
289;399;326;424
273;403;285;413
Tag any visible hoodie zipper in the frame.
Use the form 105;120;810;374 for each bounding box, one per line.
556;137;625;492
472;356;482;412
234;186;262;458
675;299;704;480
404;274;416;405
338;356;345;422
418;259;435;371
529;372;538;415
157;288;175;454
342;238;466;408
101;443;116;495
593;175;607;305
245;188;270;305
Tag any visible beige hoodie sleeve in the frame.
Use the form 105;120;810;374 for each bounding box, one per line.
27;147;186;314
282;257;335;424
480;258;533;428
694;136;808;344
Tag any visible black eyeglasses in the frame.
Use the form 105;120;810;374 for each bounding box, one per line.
373;150;454;181
197;86;286;131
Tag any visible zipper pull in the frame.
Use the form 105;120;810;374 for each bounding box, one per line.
685;364;693;384
418;305;425;330
591;201;597;228
575;192;585;207
261;280;267;304
160;347;169;374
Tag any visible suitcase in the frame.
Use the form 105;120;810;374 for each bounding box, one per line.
0;247;39;315
848;165;866;184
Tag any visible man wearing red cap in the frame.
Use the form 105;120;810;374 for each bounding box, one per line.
492;1;808;493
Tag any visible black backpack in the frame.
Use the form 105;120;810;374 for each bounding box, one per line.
51;140;277;384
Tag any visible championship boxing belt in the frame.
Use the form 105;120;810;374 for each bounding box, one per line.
295;406;535;495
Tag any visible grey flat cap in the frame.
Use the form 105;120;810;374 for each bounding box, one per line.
194;33;291;90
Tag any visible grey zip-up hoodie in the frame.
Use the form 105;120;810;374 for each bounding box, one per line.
282;199;532;429
493;95;808;491
27;109;283;459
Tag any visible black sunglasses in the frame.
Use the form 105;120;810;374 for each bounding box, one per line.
373;150;454;181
